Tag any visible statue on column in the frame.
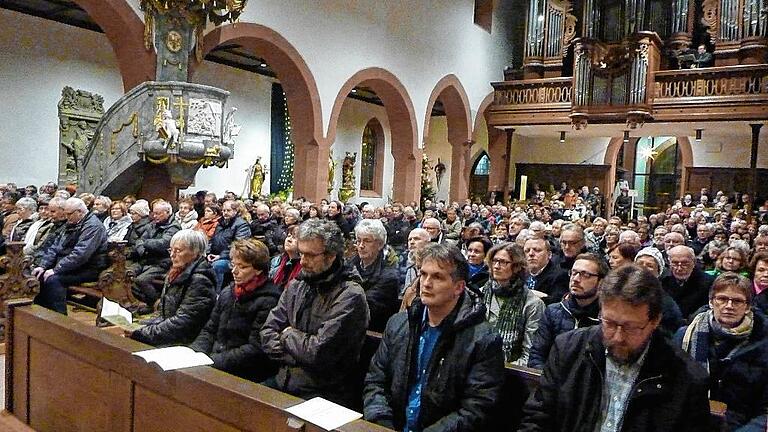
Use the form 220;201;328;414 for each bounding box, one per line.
339;152;357;202
248;157;265;199
328;150;337;193
434;158;447;190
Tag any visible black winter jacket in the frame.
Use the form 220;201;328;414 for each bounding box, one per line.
519;326;711;432
260;257;369;407
189;279;282;382
210;216;251;260
528;295;600;369
39;212;108;274
350;251;401;332
661;268;714;320
364;290;505;432
132;257;216;346
133;217;181;268
385;216;411;250
530;260;570;305
249;217;280;255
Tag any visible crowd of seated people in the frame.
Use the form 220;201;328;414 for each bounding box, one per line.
1;178;767;431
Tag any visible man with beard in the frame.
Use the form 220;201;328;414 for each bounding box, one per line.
519;264;710;432
527;253;606;369
261;219;369;407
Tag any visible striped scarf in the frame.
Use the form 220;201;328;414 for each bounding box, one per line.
681;309;753;374
483;278;528;362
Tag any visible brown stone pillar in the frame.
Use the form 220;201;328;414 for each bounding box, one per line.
293;138;330;203
449;140;474;202
749;124;762;200
392;149;421;205
502;129;514;202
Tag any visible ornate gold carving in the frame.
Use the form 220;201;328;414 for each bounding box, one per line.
110;112;139;155
562;12;578;57
173;96;188;139
494;81;572;105
144;11;154;50
702;0;719;44
153;97;171;130
166;30;183;53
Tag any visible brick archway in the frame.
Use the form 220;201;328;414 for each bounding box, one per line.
72;0;155;91
424;75;473;202
198;23;325;201
327;68;419;203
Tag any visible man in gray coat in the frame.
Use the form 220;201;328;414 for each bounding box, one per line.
261;219;369;407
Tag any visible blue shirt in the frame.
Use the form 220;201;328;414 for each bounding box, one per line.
594;345;650;432
405;307;444;432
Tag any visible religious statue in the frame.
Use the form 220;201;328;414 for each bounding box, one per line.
434;157;447;190
328;150;337;192
157;109;180;148
248;157;265;199
222;107;241;146
339;152;356;202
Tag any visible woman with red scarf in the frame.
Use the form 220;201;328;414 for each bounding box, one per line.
270;224;302;289
189;238;282;382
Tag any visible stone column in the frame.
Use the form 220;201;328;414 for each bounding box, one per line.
449;140;474;202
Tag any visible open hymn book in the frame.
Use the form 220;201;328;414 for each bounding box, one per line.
132;346;214;371
100;297;143;331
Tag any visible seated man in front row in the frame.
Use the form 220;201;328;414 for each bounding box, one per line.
364;243;505;431
32;197;108;314
518;264;711;432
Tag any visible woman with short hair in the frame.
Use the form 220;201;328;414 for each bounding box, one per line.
607;242;639;269
676;272;768;431
706;245;749;277
174;198;199;230
194;204;221;240
466;236;492;293
481;242;544;365
103;201;132;242
190;239;281;382
129;230;216;346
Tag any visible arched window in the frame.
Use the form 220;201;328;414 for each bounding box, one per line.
470;151;490;201
360;119;384;196
473;153;490;175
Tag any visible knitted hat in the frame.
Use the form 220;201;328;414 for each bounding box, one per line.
635;247;665;276
129;200;150;217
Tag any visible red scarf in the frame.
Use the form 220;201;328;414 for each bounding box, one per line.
167;266;184;284
234;273;268;300
272;254;302;288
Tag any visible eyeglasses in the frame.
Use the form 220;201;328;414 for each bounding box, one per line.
355;238;376;246
569;269;599;279
229;262;253;271
599;317;651;337
167;247;186;255
669;260;693;268
560;239;583;246
712;295;748;308
491;258;513;267
299;250;326;259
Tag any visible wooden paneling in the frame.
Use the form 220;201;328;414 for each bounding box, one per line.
685;167;768;199
134;386;242;432
515;163;612;198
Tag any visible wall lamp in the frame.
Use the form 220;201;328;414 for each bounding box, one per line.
560;131;566;143
623;130;630;144
695;129;703;142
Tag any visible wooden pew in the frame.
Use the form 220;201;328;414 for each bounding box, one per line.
3;299;391;432
0;242;40;343
68;241;139;309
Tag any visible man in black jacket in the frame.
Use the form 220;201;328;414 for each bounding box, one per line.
519;264;710;432
523;237;569;304
661;245;714;321
130;200;181;309
364;243;504;431
31;197;108;314
208;200;252;292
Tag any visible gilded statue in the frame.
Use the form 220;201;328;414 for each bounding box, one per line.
248;157;265;199
328;150;337;191
342;152;356;190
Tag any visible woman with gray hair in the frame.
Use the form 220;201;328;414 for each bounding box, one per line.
129;230;216;346
350;218;400;332
9;197;39;242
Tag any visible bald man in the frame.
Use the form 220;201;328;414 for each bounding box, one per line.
660;245;714;320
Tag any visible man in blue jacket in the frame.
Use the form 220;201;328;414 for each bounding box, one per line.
32;197;107;314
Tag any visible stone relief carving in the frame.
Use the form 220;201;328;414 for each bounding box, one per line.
187;98;222;137
58;87;104;186
222;107;241;146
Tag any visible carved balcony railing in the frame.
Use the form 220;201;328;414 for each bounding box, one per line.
653;64;768;121
490;77;573;125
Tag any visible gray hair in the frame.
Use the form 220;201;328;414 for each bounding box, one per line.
409;227;430;240
298;219;344;256
65;197;88;213
561;223;584;240
284;208;300;220
511;214;531;227
48;196;66;208
170;229;208;257
153;200;173;214
130;201;150;217
95;195;112;207
16;197;37;213
354;218;387;244
403;206;416;218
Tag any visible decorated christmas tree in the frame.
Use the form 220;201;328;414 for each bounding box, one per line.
421;153;436;205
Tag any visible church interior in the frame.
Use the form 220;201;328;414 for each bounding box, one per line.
0;0;767;430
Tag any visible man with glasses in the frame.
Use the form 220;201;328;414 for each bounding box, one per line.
519;264;710;432
528;253;607;369
557;223;592;272
661;245;714;320
31;197;108;314
261;219;369;407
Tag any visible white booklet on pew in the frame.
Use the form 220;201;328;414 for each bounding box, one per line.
100;297;143;331
132;346;214;371
286;397;362;431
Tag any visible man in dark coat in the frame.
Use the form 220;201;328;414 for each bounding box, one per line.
32;197;108;314
131;200;181;308
208;200;252;292
190;239;281;382
249;203;281;255
364;243;504;432
661;245;714;321
349;219;401;332
385;203;411;254
528;253;607;369
261;219;369;407
131;230;216;346
523;237;569;304
519;264;710;432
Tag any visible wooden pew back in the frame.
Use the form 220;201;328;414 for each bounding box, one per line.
4;300;391;432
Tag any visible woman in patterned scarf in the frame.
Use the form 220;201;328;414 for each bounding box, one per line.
480;242;544;365
676;272;768;430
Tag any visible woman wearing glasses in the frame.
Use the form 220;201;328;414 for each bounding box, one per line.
481;242;544;365
129;230;216;346
676;272;768;431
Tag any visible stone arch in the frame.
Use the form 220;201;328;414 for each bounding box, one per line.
424;75;473;202
603;135;693;215
327;68;419;203
473;92;507;199
71;0;155;91
198;23;325;200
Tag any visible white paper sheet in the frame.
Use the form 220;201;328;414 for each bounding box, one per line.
132;346;214;371
285;397;362;431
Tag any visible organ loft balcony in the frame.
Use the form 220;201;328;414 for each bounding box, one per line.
489;0;768;129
